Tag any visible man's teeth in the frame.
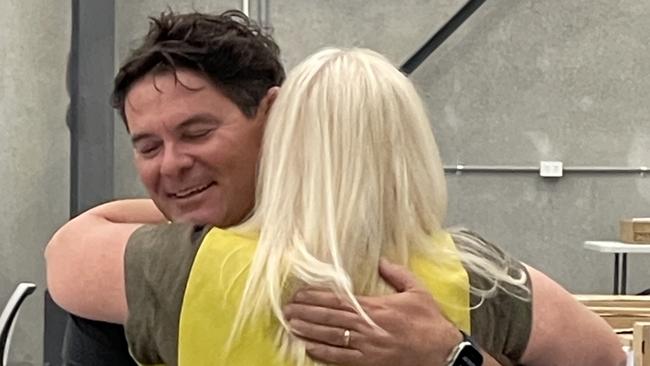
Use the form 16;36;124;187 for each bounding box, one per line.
174;183;211;198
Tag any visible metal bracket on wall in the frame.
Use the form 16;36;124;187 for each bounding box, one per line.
260;0;272;33
444;164;650;175
400;0;487;75
241;0;250;16
247;0;272;34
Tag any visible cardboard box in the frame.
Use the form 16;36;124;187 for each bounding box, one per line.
620;219;650;244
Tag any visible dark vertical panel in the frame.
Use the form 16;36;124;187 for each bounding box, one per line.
44;1;115;365
69;0;115;215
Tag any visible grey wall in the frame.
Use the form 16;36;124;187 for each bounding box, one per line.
420;0;650;294
0;1;71;365
111;0;650;296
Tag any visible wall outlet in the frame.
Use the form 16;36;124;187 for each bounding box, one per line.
540;161;563;177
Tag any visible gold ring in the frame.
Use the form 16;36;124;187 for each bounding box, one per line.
343;329;351;347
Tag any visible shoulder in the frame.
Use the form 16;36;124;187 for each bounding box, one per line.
128;223;209;249
124;223;212;364
126;223;211;286
450;229;625;365
451;229;533;365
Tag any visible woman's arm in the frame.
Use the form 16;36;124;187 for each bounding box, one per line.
520;265;626;365
84;198;167;224
44;199;159;324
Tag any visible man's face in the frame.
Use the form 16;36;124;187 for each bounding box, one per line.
125;69;267;226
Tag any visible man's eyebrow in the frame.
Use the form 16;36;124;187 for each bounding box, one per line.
175;113;220;130
131;133;154;145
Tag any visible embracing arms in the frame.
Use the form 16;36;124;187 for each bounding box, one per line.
45;199;164;323
285;260;626;366
46;206;626;366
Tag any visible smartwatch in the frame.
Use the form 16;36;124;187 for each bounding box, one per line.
445;330;483;366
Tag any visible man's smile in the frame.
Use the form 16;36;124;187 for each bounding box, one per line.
168;182;216;199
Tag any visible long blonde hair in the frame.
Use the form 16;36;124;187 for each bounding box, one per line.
231;48;526;364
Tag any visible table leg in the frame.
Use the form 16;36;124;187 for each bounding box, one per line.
621;253;627;295
613;253;620;295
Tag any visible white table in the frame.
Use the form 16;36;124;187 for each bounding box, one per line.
584;241;650;295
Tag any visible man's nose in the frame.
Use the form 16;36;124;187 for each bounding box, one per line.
160;145;193;177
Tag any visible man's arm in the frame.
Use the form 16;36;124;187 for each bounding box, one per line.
45;199;159;323
77;198;167;224
285;260;626;366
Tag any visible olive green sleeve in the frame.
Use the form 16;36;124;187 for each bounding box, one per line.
454;230;533;366
123;223;211;365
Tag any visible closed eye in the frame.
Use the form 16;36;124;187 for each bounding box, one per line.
135;142;162;157
182;129;213;140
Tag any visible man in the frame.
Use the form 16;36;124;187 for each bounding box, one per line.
53;9;625;366
61;10;282;366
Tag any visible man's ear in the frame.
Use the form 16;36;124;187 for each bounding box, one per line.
257;86;280;120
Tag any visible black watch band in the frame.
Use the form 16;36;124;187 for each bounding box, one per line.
445;330;484;366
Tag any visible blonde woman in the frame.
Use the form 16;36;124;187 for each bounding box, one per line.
46;48;624;366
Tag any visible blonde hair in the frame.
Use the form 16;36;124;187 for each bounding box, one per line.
231;48;527;364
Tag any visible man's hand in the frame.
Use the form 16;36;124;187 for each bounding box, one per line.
283;259;462;366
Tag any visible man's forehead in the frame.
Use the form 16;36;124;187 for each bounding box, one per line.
127;69;211;102
124;69;216;124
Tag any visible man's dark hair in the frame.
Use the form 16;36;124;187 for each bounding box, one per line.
111;9;285;128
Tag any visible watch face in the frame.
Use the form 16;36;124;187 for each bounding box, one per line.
455;342;484;366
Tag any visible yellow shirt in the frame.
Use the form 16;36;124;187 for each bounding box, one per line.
125;225;532;366
177;228;470;366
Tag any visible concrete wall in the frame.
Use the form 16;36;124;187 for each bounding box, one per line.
0;1;71;365
0;1;639;363
421;0;650;294
111;0;650;296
